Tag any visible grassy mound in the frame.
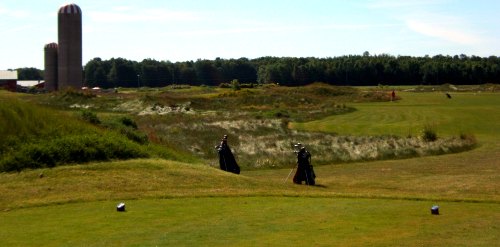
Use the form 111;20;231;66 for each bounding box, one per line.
0;95;163;172
0;133;149;171
0;159;267;210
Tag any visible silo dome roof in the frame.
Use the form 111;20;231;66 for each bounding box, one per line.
44;43;58;49
59;3;82;14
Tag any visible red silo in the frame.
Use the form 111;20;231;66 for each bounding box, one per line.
44;43;58;91
58;3;82;90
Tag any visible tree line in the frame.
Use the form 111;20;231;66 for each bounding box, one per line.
12;67;43;81
16;54;500;87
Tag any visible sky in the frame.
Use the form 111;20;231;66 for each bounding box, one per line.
1;0;499;69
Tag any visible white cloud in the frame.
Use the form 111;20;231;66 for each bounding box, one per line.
405;14;483;45
363;0;489;47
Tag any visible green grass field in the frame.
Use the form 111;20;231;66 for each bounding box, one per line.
0;89;499;246
292;91;500;141
1;198;498;246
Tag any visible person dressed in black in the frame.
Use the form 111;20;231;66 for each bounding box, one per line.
215;135;240;174
293;145;315;185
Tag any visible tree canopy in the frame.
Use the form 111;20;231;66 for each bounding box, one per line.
79;54;499;88
16;67;43;81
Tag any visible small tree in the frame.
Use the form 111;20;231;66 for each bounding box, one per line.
231;79;241;91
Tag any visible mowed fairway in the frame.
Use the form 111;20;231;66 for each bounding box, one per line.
1;198;498;246
1;91;499;246
292;91;500;141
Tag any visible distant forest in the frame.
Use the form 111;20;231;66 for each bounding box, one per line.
18;54;500;87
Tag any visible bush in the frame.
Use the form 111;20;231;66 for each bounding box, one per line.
422;125;437;142
117;126;149;144
102;116;148;144
80;109;100;124
120;116;138;129
460;133;477;143
0;133;150;172
219;81;252;90
231;79;241;91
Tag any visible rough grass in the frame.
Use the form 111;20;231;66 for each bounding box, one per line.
129;86;476;169
0;92;192;171
2;87;480;171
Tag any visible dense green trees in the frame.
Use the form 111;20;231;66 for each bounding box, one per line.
81;54;499;88
16;67;43;80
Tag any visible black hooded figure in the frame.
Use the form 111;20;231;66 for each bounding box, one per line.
216;135;240;174
293;146;315;185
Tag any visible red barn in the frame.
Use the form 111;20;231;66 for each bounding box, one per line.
0;70;18;91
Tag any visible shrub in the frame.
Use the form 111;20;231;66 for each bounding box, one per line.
120;116;138;129
80;109;100;124
231;79;241;91
460;133;477;143
117;126;149;144
102;116;148;144
422;125;437;142
116;116;148;143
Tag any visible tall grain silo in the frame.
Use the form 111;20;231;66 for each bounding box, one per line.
58;3;82;90
44;43;58;91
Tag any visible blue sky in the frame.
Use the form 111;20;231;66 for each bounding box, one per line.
1;0;499;69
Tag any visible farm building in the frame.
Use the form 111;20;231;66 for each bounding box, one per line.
0;70;18;91
18;80;45;89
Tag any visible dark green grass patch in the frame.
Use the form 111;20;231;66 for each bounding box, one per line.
0;133;149;172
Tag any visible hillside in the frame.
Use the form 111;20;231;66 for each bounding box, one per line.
0;91;194;172
0;159;272;211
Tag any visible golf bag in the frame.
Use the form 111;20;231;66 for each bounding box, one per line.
216;143;240;174
293;148;315;185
